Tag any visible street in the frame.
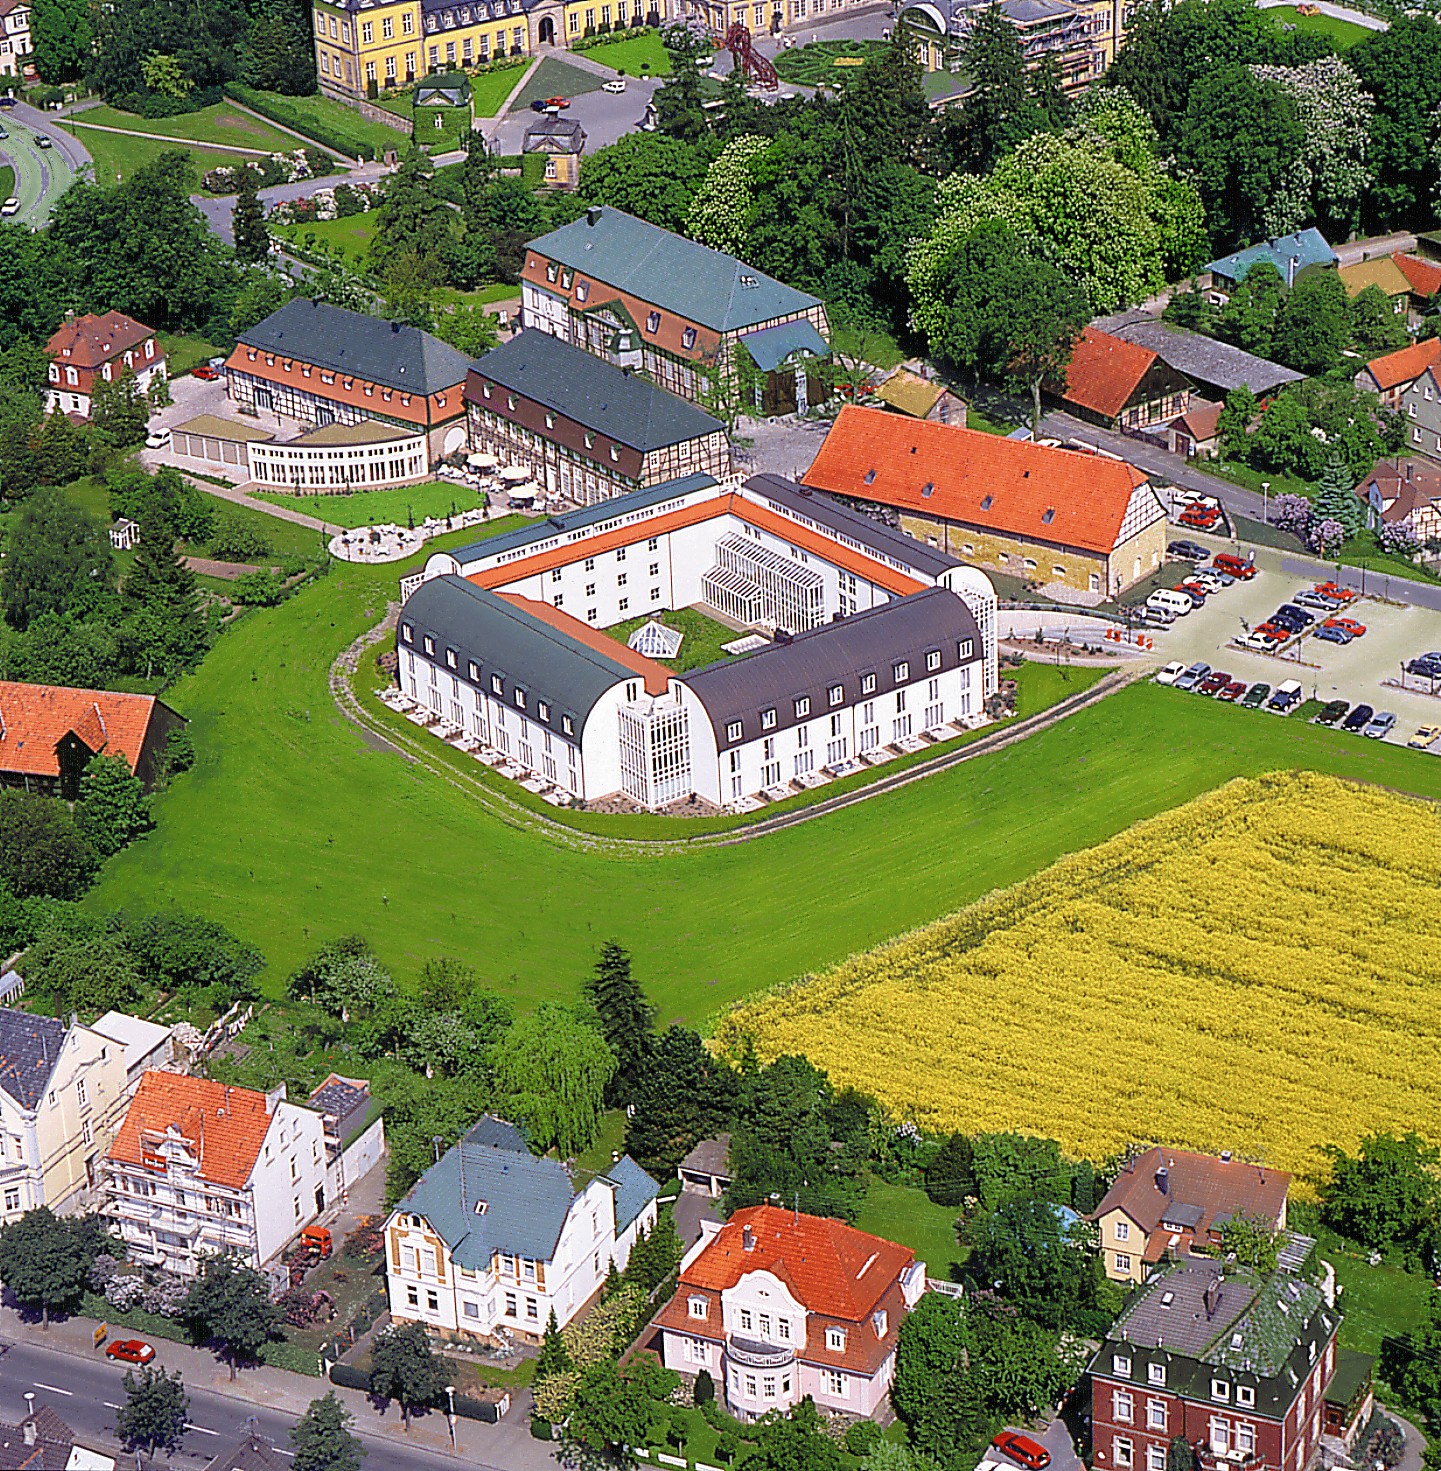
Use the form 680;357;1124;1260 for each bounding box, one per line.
0;103;91;226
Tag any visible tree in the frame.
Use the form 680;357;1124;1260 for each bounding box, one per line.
925;1133;978;1208
183;1253;282;1379
29;0;93;82
739;1399;843;1471
954;7;1045;173
233;170;270;265
429;305;499;359
966;1198;1104;1330
1350;284;1410;355
1351;17;1441;230
626;1025;738;1178
1272;268;1351;376
1313;453;1363;540
1220;1212;1283;1273
2;487;115;631
290;1393;366;1471
653;19;711;146
1008;263;1090;435
567;1356;678;1462
240;0;320;96
1168;1437;1198;1471
0;791;98;900
536;1309;573;1379
121;505;207;674
75;753;152;860
624;1212;683;1292
862;1446;945;1471
685;135;771;258
1216;262;1285;360
578;133;712;234
35;411;91;487
584;940;655;1107
372;151;453;285
25;928;142;1013
369;1320;446;1430
1323;1131;1441;1251
116;1367;189;1464
491;1003;616;1157
0;1206;90;1325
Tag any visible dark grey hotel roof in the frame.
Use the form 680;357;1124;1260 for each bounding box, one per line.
681;586;981;748
399;575;640;736
469;330;724;451
744;474;961;580
238;299;471;394
0;1009;67;1110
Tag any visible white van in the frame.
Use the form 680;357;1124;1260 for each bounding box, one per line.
1147;588;1194;617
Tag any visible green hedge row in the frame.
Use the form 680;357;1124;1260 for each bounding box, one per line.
329;1361;371;1391
226;86;392;162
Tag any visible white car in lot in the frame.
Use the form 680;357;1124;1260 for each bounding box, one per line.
0;197;19;217
144;427;171;450
1155;661;1187;685
602;78;626;92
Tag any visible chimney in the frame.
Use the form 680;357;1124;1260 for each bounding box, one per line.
265;1083;287;1114
586;206;601;226
391;321;402;333
742;1225;755;1252
1220;1150;1232;1163
1156;1166;1169;1195
1287;255;1298;288
22;1422;36;1447
1407;461;1414;483
1204;1277;1223;1320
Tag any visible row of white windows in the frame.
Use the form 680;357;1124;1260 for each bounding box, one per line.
1112;1356;1255;1405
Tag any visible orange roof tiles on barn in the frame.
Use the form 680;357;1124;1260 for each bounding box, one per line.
680;1205;914;1322
1055;327;1160;419
496;594;672;695
802;405;1150;557
108;1073;279;1190
1395;254;1441;299
44;312;156;371
0;683;164;779
1360;336;1441;392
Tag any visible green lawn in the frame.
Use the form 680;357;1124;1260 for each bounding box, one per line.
253;481;490;528
275;213;379;269
964;406;1019;437
201;494;333;562
86;535;1441;1022
467;64;533;118
229;86;410;160
1261;4;1373;50
773;39;885;85
575;29;673;76
158;333;226;378
512;57;607;109
856;1178;964;1280
441;282;521;307
604;606;747;673
828;308;906;372
0;165;12;200
58;124;259;188
69;101;301;153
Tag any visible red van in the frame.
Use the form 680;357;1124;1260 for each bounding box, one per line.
1212;552;1257;579
993;1432;1052;1470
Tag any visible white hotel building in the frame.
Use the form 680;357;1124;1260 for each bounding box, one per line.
395;473;999;809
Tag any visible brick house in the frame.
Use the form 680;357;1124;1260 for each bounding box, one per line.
1091;1146;1291;1285
656;1205;927;1424
1355;457;1441;543
802;404;1167;598
1089;1261;1339;1471
1045;326;1192;431
45;312;166;421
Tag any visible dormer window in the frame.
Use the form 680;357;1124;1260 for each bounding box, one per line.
545;413;555;429
423;635;435;655
1236;1385;1255;1407
483;384;492;398
926;650;941;672
863;469;876;484
473;1199;487;1214
761;708;776;730
826;1326;846;1352
575;281;589;303
828;684;843;706
584;433;595;449
562;715;575;736
1148;1364;1166;1386
893;661;909;683
1042;507;1056;524
1113;1355;1132;1377
401;624;414;644
507;394;516;411
921;482;934;498
646;311;660;333
794;696;810;718
727;721;742;742
491;675;504;694
538;700;550;722
980;494;993;510
547;262;558;283
873;1310;888;1336
681;327;697;350
688;1296;708;1319
445;648;457;668
1211;1380;1229;1402
861;673;876;695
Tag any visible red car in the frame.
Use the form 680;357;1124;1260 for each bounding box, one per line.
1197;671;1231;695
1314;581;1357;604
1217;680;1247;701
1180;505;1222;530
191;364;220;381
1177;580;1209;602
1324;617;1367;637
545;96;570;108
993;1433;1052;1471
1212;553;1257;580
1253;622;1290;641
105;1339;156;1364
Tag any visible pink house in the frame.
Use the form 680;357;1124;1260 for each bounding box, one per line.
655;1205;927;1424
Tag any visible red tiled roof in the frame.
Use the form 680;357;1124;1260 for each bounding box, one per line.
1055;327;1159;419
1359;456;1441;523
1092;1146;1291;1241
108;1073;277;1189
0;683;160;779
1395;255;1441;299
1358;337;1441;392
802;405;1151;557
679;1205;914;1322
1173;399;1223;442
44;312;156;371
496;594;672;695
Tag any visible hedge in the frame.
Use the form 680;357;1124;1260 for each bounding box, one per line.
453;1392;502;1422
329;1361;372;1391
226;86;387;161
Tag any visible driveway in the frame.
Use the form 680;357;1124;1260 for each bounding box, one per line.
484;73;661;153
0;104;88;225
194;158;395;245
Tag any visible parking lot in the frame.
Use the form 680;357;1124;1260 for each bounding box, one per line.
1142;539;1441;748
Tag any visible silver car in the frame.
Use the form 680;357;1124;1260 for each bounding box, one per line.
1363;711;1397;740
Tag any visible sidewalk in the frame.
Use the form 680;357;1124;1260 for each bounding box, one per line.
0;1302;556;1471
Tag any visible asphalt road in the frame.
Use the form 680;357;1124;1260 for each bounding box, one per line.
0;1336;495;1471
0;103;89;227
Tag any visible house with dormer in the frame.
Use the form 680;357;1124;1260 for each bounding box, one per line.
383;1114;659;1343
655;1205;927;1424
45;312;166;422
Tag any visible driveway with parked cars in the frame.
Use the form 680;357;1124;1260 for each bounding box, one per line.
1137;539;1441;748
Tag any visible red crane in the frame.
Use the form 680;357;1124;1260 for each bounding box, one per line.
722;21;779;90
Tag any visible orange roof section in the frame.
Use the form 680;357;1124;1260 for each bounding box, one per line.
469;492;925;597
45;312;156;371
1395;254;1441;299
0;683;159;779
496;594;672;695
108;1073;278;1190
1056;327;1159;419
680;1205;914;1322
1360;336;1441;391
803;405;1149;557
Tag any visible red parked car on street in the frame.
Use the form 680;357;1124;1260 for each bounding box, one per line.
1314;581;1357;604
1323;617;1367;637
993;1432;1052;1470
1180;504;1222;530
191;364;220;381
106;1339;157;1364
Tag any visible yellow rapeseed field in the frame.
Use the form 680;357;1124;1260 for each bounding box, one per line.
715;773;1441;1191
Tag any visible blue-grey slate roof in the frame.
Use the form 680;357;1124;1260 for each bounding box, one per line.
739;319;830;372
238;299;471;395
527;207;822;336
465;1115;529;1154
1207;228;1338;287
607;1153;661;1234
469;330;724;451
0;1009;67;1110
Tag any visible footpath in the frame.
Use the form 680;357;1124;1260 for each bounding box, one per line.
0;1302;554;1471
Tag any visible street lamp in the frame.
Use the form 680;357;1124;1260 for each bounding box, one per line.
1261;481;1270;525
445;1386;456;1451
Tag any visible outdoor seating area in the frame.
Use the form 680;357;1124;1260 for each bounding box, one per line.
330;523;428;564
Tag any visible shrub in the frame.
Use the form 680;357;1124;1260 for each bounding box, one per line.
208;511;272;563
694;1368;715;1405
846;1421;883;1456
529;1418;554;1441
229;570;287;606
329;1362;371;1391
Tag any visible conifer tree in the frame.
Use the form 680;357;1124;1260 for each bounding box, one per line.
232;170;270;265
584;941;656;1107
1313;452;1362;538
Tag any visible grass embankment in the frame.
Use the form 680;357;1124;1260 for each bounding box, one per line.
574;30;673;76
275;213;378;269
254;481;490;528
229;85;408;159
69;101;302;151
62;125;260;187
0;165;13;200
1260;4;1373;50
87;523;1441;1020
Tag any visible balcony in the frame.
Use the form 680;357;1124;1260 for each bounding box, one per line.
726;1336;795;1370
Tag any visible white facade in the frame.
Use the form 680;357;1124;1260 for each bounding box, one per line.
0;1016;129;1224
246;429;430;490
0;3;31;77
45;338;165;420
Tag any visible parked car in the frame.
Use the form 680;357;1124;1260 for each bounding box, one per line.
1267;679;1304;713
1176;581;1210;603
1217;681;1247;702
1343;704;1374;732
993;1433;1051;1471
144;427;171;450
1173;490;1220;509
1293;590;1337;611
1179;504;1223;530
1155;661;1187;685
0;126;8;140
1212;553;1257;579
1240;633;1275;652
105;1339;156;1364
1273;604;1315;628
1191;570;1230;592
1147;589;1194;617
1364;711;1397;740
530;98;553;112
1173;662;1212;692
545;96;570;108
1252;622;1291;642
1408;724;1441;749
1241;683;1271;708
1322;617;1366;637
1197;671;1231;696
1168;540;1210;560
0;198;18;218
1407;654;1441;677
1313;624;1353;646
35;134;51;149
1134;606;1174;628
191;364;221;381
0;97;15;109
602;78;627;92
1314;581;1357;604
1313;700;1349;726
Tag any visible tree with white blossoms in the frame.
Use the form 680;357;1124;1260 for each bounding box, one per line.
1251;57;1373;239
685;134;771;257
